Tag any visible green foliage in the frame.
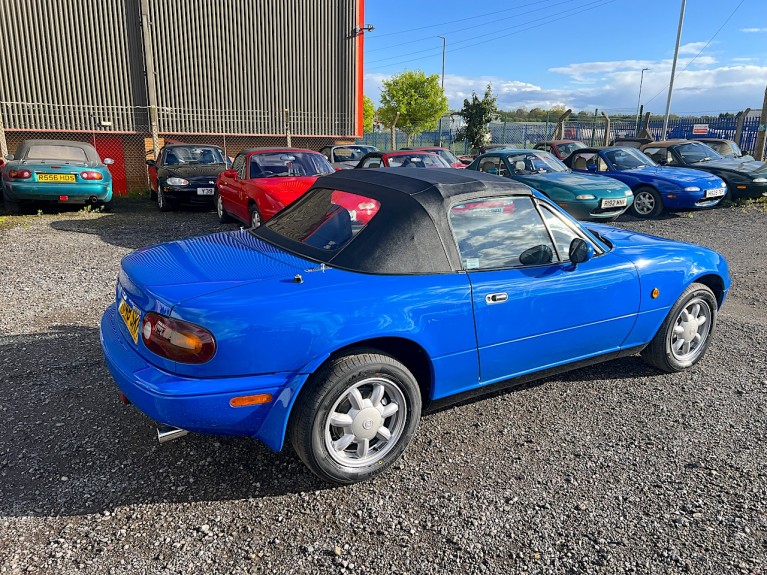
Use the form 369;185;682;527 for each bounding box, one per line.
377;70;448;144
362;95;375;133
456;85;498;150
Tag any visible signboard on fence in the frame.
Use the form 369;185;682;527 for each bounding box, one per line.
692;124;709;135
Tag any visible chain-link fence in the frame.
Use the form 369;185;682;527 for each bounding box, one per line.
356;115;765;157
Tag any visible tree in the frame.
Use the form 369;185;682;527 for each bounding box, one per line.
456;84;498;150
377;70;448;146
362;95;375;133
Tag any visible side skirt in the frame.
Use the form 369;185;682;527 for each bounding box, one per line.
424;345;647;414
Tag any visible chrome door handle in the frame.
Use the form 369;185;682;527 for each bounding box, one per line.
485;292;508;304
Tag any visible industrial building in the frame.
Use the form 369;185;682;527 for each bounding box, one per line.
0;0;365;193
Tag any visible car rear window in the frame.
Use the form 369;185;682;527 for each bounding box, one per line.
265;188;380;251
25;145;88;162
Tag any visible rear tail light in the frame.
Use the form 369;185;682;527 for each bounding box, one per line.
9;169;32;179
141;312;216;363
80;171;103;180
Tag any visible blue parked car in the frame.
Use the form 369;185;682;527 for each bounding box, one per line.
1;139;114;213
100;169;730;484
564;146;727;218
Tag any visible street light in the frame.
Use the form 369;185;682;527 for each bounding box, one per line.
635;67;650;136
438;36;446;147
662;0;687;139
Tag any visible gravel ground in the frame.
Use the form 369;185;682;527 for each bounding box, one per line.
0;199;765;575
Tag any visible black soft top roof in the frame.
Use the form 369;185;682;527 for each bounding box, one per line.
254;168;532;275
16;139;101;163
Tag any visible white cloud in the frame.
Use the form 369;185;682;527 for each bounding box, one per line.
678;42;708;55
741;28;767;33
365;53;767;115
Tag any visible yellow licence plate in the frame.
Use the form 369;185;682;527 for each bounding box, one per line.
38;173;76;183
118;299;140;344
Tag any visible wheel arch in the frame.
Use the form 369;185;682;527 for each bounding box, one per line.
693;273;726;308
255;336;434;453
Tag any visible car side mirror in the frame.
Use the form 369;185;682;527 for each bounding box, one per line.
223;169;238;179
569;238;594;266
655;157;667;165
586;163;597;172
146;160;156;167
104;158;115;165
5;154;14;161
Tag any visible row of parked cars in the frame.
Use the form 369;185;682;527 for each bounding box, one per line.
2;137;765;224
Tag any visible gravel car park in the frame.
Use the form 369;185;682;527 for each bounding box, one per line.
1;199;766;574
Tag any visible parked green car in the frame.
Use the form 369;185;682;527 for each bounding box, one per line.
1;139;114;213
467;149;634;220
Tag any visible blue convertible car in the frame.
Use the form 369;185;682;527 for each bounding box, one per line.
100;169;730;484
565;147;727;218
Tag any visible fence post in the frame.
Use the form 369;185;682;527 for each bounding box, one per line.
285;108;291;147
590;109;598;146
0;104;8;158
734;108;750;147
755;86;767;162
140;0;160;158
601;111;611;146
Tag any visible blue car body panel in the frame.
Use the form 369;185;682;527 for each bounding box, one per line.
100;171;731;453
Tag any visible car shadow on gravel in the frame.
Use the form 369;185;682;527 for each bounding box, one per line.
49;198;234;250
0;325;327;518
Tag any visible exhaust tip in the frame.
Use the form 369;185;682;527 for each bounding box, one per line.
157;424;189;444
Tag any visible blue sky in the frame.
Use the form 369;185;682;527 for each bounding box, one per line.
363;0;767;115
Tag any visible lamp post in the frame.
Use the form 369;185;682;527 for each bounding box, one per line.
662;0;687;140
635;68;650;136
438;35;446;147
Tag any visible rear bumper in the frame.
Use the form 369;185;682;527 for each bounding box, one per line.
4;181;112;203
99;303;301;450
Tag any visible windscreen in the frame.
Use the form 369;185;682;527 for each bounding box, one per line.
675;142;723;163
332;146;376;163
387;153;450;168
507;152;568;174
604;148;655;170
557;142;586;157
250;153;334;178
164;146;225;165
25;145;88;163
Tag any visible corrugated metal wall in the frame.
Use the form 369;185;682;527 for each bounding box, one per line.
0;0;360;137
147;0;358;136
0;0;147;131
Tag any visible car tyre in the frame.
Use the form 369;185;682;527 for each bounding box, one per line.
290;351;422;485
630;186;663;218
215;190;232;223
641;282;717;373
101;199;113;213
149;188;157;201
157;188;173;212
249;204;263;229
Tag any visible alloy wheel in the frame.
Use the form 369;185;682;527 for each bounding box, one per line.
670;297;712;363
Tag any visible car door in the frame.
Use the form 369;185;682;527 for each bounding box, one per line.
219;153;248;221
449;195;640;385
148;148;163;192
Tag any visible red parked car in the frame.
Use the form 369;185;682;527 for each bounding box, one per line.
215;148;334;228
533;140;587;160
401;147;466;168
354;150;451;169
